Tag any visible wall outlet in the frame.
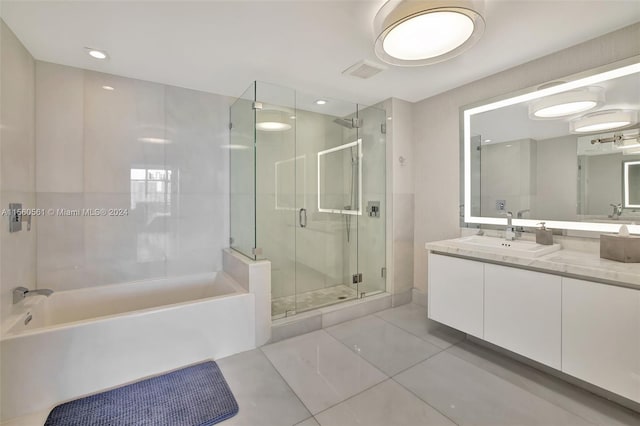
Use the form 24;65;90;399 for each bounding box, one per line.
496;200;506;211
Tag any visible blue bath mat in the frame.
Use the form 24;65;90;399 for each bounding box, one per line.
44;361;238;426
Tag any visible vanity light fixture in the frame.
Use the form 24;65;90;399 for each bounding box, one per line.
86;48;108;60
374;0;485;66
570;110;637;134
529;87;604;119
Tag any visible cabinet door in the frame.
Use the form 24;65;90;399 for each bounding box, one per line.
428;253;484;338
484;264;561;369
562;278;640;403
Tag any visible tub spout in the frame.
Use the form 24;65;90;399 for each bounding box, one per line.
13;286;53;304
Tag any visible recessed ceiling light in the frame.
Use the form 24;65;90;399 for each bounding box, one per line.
530;87;604;119
256;122;292;132
289;115;296;120
102;85;115;91
484;139;492;143
86;48;108;60
570;110;637;134
374;0;485;66
315;99;327;105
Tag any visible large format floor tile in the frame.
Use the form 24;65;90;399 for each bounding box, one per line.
395;351;594;426
447;340;640;426
261;330;387;415
315;379;456;426
295;418;321;426
375;303;464;349
326;315;443;376
217;349;311;426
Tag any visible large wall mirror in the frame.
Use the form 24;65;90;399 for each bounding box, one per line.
463;56;640;234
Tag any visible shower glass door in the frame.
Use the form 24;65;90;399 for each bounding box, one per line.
356;104;387;297
250;82;386;319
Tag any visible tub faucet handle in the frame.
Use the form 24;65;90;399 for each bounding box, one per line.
13;286;53;304
13;287;29;304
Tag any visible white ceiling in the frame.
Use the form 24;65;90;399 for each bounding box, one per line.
2;1;639;106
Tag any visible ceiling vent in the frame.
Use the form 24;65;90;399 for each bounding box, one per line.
342;60;387;79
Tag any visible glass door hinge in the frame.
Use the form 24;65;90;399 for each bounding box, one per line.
352;273;363;284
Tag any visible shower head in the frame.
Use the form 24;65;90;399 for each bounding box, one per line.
333;117;363;129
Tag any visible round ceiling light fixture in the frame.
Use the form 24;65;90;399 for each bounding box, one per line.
374;0;485;66
256;105;294;132
529;87;604;119
570;110;637;134
256;121;292;132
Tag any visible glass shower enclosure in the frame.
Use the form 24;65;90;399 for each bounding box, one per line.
230;82;386;319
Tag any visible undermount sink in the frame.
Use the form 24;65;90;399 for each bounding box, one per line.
450;235;561;258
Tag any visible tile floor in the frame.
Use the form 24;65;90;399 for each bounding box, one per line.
220;303;640;426
5;303;639;426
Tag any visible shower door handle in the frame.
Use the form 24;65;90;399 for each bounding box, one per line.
299;208;307;228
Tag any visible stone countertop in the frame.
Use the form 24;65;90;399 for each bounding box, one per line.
425;238;640;290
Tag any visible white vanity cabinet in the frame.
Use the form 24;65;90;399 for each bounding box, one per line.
562;277;640;403
428;253;484;338
484;264;562;369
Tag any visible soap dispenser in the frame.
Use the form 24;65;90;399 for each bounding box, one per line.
536;222;553;245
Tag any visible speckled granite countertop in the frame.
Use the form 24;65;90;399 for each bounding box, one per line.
426;238;640;290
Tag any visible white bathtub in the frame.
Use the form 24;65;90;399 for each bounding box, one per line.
0;272;257;421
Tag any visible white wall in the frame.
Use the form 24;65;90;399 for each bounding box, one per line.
34;62;231;290
412;23;640;295
0;20;36;324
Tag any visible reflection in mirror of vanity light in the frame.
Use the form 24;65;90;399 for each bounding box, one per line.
463;56;640;234
570;109;637;133
529;87;603;119
624;160;640;209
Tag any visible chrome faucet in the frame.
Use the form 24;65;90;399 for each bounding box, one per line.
609;203;623;219
516;209;530;233
505;211;516;241
13;286;53;304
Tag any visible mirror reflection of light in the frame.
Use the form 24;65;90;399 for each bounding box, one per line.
220;144;250;150
138;137;171;144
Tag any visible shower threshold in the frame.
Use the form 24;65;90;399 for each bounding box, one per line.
271;284;359;319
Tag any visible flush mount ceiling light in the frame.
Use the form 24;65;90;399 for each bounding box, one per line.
570;110;638;134
374;0;485;66
529;87;604;119
86;48;108;60
256;106;293;132
256;122;292;132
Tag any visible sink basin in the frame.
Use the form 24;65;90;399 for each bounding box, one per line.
450;235;561;258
